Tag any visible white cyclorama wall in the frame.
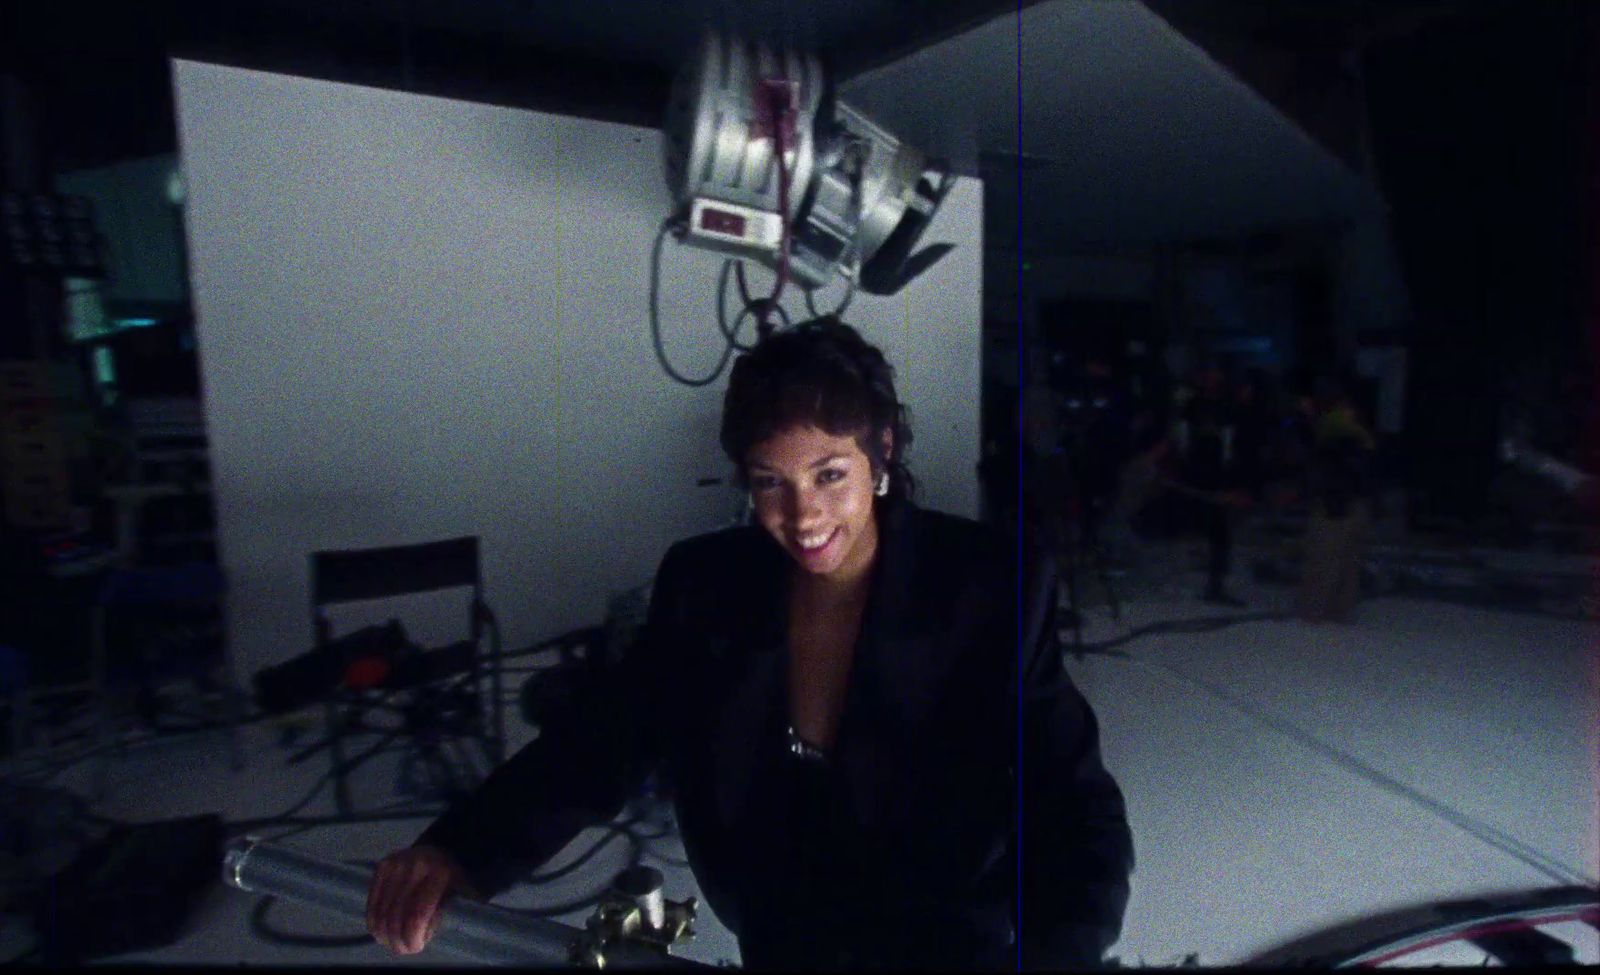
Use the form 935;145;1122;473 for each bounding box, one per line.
172;60;982;684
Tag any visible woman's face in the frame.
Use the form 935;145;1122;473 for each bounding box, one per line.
747;424;883;585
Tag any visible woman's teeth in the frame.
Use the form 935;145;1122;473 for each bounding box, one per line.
798;529;834;551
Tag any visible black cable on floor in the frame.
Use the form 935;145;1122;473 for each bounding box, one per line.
1078;609;1592;886
510;820;648;919
10;731;183;787
249;803;448;845
1069;611;1288;658
523;816;644;888
2;725;444;845
1122;653;1592;888
226;735;412;836
7;698;286;789
9;654;666;952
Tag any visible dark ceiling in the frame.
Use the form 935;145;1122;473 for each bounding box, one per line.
1;0;1585;181
1143;0;1536;171
3;0;1032;176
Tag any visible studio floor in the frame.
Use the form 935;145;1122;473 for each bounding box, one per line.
2;543;1596;969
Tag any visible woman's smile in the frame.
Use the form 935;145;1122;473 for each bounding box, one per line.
794;526;841;567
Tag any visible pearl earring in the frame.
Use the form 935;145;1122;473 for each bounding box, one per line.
875;473;889;497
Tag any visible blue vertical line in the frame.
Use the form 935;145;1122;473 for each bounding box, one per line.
1013;1;1025;970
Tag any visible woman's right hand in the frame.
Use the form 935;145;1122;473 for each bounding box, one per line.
366;844;472;955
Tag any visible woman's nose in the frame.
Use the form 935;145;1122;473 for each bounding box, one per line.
786;486;821;522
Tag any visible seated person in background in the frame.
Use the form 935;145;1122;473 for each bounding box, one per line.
1299;378;1376;623
365;317;1135;970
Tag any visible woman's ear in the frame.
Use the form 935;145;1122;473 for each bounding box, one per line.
880;427;894;460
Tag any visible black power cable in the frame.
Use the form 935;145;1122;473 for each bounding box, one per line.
1134;649;1591;888
1082;612;1593;888
650;218;737;387
514;819;650;918
1068;611;1288;659
804;273;856;321
9;704;275;788
651;213;810;388
732;261;792;338
6;632;687;958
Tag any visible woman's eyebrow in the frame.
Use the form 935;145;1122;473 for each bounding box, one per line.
749;453;849;473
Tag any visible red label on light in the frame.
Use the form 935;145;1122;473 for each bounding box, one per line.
699;208;747;237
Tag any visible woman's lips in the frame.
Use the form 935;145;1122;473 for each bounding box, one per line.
795;527;840;565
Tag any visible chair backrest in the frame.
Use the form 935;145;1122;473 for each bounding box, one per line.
305;535;504;800
310;536;481;607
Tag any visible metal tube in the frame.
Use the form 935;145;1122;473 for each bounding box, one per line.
223;837;706;969
613;865;667;932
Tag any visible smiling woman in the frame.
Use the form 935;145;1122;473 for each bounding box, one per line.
721;319;910;587
721;323;906;767
368;316;1135;970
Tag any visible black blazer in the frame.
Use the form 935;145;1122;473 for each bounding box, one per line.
418;498;1133;969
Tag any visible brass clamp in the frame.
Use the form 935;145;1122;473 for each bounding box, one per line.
570;866;698;969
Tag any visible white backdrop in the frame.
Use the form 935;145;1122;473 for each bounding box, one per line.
172;60;984;683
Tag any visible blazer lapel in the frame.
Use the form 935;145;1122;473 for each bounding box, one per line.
838;500;962;826
711;532;790;823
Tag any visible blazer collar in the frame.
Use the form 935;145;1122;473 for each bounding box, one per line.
856;495;920;656
847;496;957;741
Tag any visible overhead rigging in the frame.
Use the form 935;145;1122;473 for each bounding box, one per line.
650;30;956;386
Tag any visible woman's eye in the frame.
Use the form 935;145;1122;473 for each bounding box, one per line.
818;468;845;485
751;476;780;492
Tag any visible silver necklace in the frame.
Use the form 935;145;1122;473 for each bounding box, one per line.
786;726;829;764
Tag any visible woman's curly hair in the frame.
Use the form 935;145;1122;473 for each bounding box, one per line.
720;316;915;503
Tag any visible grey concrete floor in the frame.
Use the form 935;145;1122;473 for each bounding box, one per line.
2;537;1595;968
